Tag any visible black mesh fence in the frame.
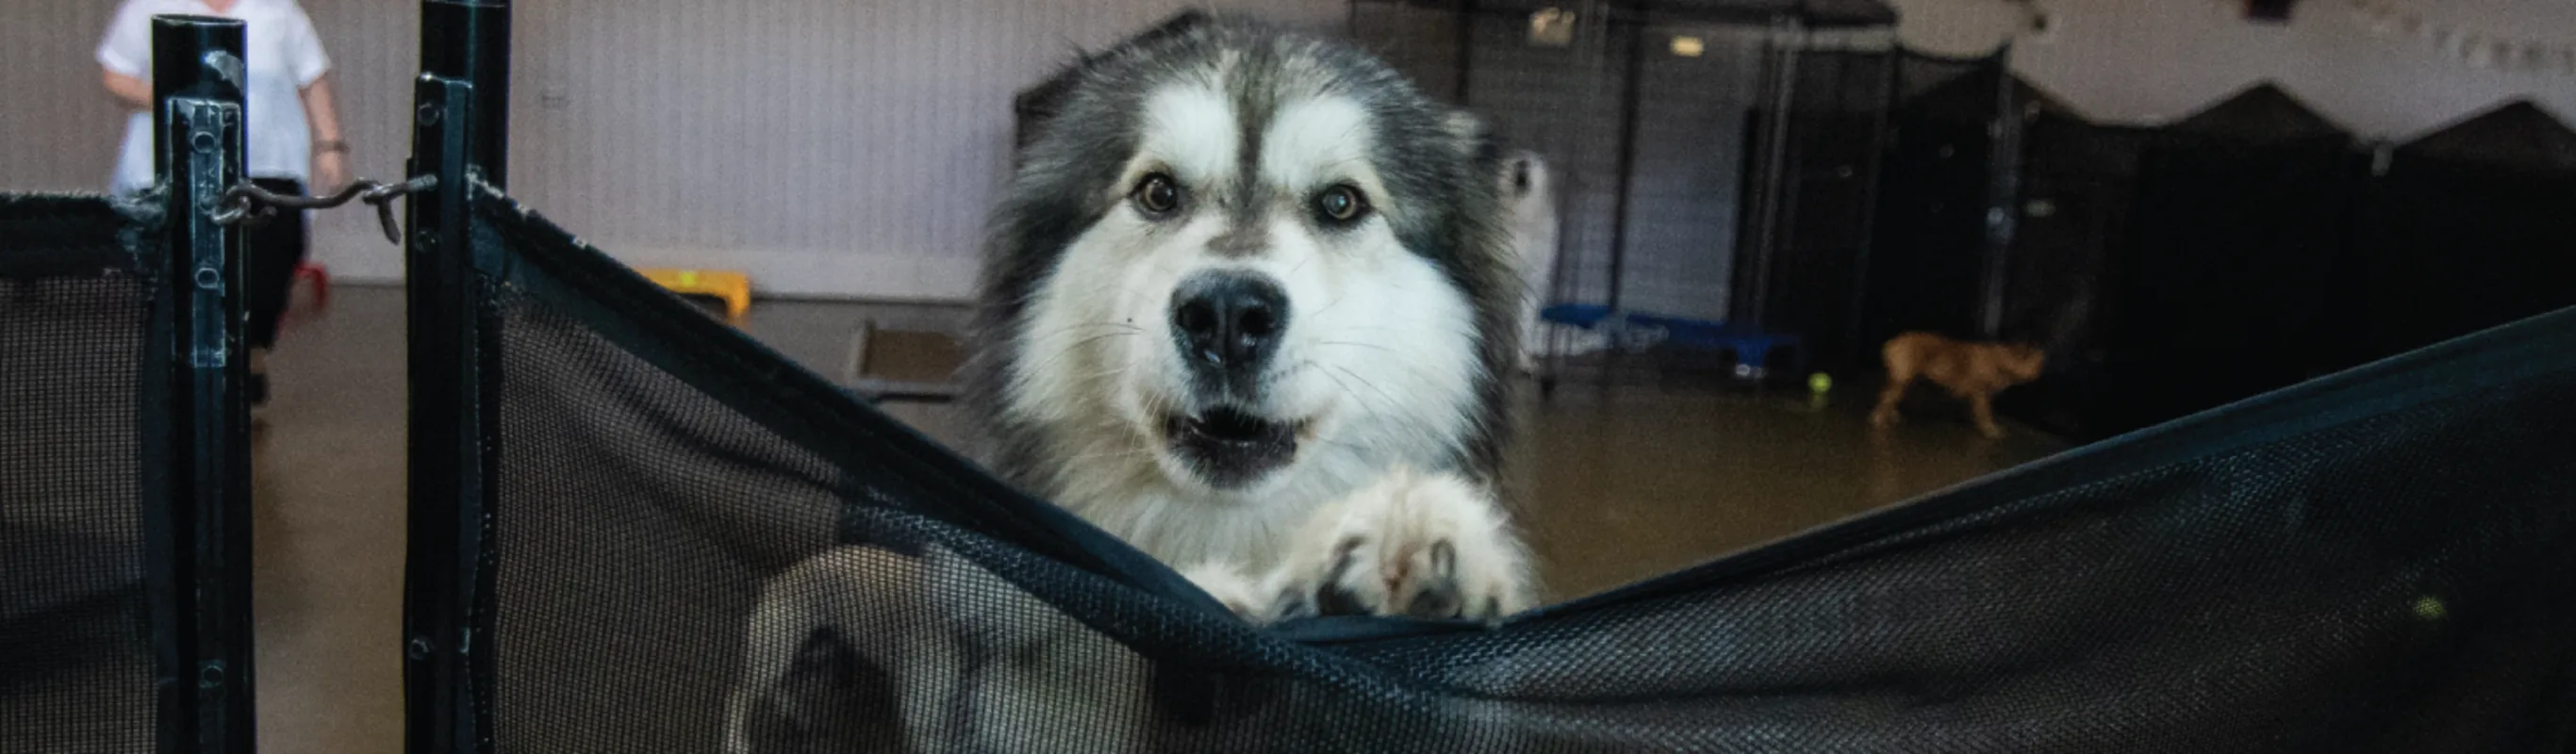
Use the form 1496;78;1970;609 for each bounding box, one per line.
13;7;2574;752
1974;93;2576;445
441;178;2576;751
2357;148;2576;363
1352;2;1914;383
0;30;258;744
1858;52;2012;356
1985;115;2155;440
2100;136;2369;441
0;195;159;753
485;282;841;749
1728;46;1894;373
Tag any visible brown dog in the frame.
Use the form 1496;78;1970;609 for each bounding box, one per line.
1870;333;2046;438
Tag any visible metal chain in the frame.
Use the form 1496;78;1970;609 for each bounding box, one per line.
208;175;438;245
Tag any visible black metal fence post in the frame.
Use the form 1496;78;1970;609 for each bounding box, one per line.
145;13;256;754
421;0;511;188
404;2;509;752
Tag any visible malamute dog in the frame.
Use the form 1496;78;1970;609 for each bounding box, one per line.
967;18;1535;624
729;18;1535;750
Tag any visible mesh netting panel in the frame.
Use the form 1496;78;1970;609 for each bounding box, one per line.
0;196;156;753
467;194;2576;752
488;288;843;750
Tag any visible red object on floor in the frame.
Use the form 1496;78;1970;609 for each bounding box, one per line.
293;262;329;310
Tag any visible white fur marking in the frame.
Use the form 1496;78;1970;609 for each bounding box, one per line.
1262;97;1389;202
1136;84;1237;187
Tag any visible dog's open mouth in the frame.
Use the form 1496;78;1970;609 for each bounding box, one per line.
1164;407;1302;488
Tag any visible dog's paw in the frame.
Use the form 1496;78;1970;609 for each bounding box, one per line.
1269;468;1533;623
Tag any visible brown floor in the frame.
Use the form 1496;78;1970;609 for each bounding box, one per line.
249;286;2060;752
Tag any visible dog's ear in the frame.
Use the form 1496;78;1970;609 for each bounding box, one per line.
1496;151;1548;199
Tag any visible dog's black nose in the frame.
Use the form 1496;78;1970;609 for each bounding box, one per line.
1170;271;1288;383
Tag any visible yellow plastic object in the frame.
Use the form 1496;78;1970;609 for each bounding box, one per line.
638;268;751;323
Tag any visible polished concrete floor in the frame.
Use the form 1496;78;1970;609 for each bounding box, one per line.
248;286;2060;752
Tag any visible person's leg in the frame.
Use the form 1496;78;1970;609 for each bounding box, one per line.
242;177;308;403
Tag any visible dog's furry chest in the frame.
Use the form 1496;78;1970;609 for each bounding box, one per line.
1055;484;1329;570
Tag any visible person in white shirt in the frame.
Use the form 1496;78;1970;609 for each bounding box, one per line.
99;0;347;404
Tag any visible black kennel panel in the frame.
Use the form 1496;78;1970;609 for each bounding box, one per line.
427;179;2576;752
1356;1;1907;388
436;186;1255;753
1358;1;1783;322
2103;138;2367;437
2357;102;2576;363
1;17;260;753
1726;45;1895;374
0;196;161;754
1857;51;2014;354
405;4;2576;749
1985;115;2155;441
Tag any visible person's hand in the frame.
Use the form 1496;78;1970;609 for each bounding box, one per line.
311;148;350;197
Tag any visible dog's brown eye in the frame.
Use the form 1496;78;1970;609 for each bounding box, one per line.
1132;173;1181;216
1315;185;1367;224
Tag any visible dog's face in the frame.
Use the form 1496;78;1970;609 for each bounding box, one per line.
974;24;1513;503
1999;345;2048;383
1028;87;1478;493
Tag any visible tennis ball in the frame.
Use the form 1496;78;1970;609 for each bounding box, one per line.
1808;372;1833;394
2412;596;2446;620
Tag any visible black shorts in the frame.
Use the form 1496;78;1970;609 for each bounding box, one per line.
243;176;307;350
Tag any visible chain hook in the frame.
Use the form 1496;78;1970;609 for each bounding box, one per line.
209;175;438;245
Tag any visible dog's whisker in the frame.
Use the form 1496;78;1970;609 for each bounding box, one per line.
1320;326;1484;341
1311;364;1455;452
1026;321;1146;342
1328;364;1406;418
1284;251;1316;278
1056;447;1155;464
1304;434;1380;453
1019;330;1144;384
1308;361;1384;415
1310;345;1478;397
1076;365;1134;382
1313;339;1399;352
1303;288;1359;320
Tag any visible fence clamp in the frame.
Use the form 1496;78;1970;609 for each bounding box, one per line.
208;174;439;245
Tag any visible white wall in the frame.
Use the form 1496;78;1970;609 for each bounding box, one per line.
14;1;2572;301
501;0;1340;301
1889;0;2576;138
0;1;1338;301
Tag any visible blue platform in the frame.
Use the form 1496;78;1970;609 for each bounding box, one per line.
1540;303;1804;377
